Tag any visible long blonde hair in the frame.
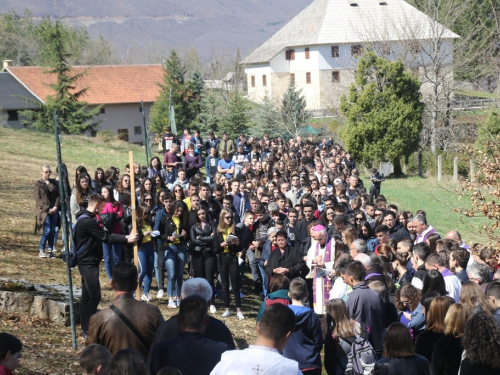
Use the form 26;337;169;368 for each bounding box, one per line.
326;299;360;338
444;303;472;338
217;208;235;233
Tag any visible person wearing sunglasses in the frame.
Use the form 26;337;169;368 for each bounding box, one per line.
285;173;303;207
215;208;244;320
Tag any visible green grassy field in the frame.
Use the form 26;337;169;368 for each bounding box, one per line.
376;176;490;244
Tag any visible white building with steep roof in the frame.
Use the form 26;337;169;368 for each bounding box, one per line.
242;0;459;110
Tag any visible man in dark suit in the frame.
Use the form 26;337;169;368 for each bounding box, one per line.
149;295;228;375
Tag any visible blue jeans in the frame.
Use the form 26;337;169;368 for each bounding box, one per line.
53;212;61;247
154;239;165;290
102;242;123;280
258;263;268;297
138;242;155;294
165;244;187;298
39;212;57;252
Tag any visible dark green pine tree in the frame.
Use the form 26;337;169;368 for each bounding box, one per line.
195;89;221;135
340;51;424;177
219;90;252;139
20;20;101;134
186;69;205;124
280;80;310;138
150;50;201;135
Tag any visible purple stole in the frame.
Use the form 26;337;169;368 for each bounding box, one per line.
313;237;333;308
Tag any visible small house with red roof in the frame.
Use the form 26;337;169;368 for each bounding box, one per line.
0;60;163;144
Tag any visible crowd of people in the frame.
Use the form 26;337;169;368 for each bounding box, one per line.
17;127;500;375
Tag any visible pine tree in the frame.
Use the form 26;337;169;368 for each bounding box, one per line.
195;90;221;135
254;80;309;139
340;51;424;176
20;20;101;134
150;50;201;135
219;91;252;139
280;80;310;138
187;69;204;124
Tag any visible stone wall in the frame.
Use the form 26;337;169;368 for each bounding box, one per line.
0;278;81;326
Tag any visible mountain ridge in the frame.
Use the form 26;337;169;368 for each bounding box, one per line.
0;0;312;62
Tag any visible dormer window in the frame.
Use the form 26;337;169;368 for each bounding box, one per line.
351;45;362;57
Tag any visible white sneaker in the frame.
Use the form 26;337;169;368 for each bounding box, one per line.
38;252;47;258
237;311;245;320
141;293;151;303
210;305;217;314
221;310;231;318
157;289;164;299
168;300;177;309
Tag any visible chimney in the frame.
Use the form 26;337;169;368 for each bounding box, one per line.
2;60;13;71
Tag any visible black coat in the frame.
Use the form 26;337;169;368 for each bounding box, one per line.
459;358;500;375
265;244;305;279
214;226;242;256
374;355;430;375
414;330;445;361
430;335;463;375
74;210;127;267
236;222;254;256
189;222;216;253
390;222;411;242
160;213;189;244
150;332;227;375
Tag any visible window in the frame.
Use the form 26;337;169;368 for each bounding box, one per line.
305;48;310;59
251;75;255;88
408;41;421;55
285;49;295;60
7;110;18;121
351;45;362;56
382;43;391;56
134;126;142;135
290;73;295;84
331;46;339;57
100;107;105;114
332;71;340;82
306;72;311;84
262;75;267;87
117;129;129;142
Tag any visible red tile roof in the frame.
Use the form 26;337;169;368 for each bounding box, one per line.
7;65;164;105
